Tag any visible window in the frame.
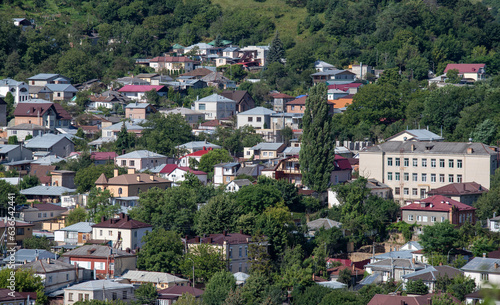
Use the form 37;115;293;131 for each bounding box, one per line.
112;292;117;300
440;159;445;168
48;276;53;283
134;231;137;237
449;174;454;183
50;212;53;217
412;188;418;196
43;213;47;217
421;173;427;182
404;158;409;167
68;293;73;301
431;174;436;183
198;103;206;110
248;117;253;122
95;262;105;270
481;273;489;281
457;174;462;183
457;159;463;168
66;274;69;281
431;159;436;168
404;173;409;181
439;174;445;183
85;294;89;301
78;294;83;301
239;263;242;272
239;247;242;258
395;172;400;181
449;159;454;168
395;158;400;166
420;189;426;199
404;188;409;195
431;216;436;222
38;213;42;218
412;173;418;182
226;176;230;182
395;187;400;195
422;216;428;222
408;214;414;221
388;158;393;166
118;188;122;195
129;160;135;166
229;248;232;258
413;158;418;167
123;291;127;299
441;216;445;222
417;215;421;222
109;230;113;236
245;246;248;257
387;172;393;181
256;117;262;122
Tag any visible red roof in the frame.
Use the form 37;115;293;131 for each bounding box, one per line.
177;167;207;175
401;195;476;212
334;155;352;171
149;56;196;63
200;120;220;127
270;92;295;99
286;96;307;105
444;63;485;74
14;102;72;120
93;213;152;229
328;83;362;91
118;85;166;93
159;164;179;175
91;152;118;161
52;102;73;120
187;232;251;245
180;148;213;158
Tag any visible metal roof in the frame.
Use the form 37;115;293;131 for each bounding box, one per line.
64;280;134;291
372;250;415;261
59;222;95;233
238;107;276;116
197;93;235;103
462;257;500;273
116;150;166;159
0;145;19;154
317;280;348;289
2;249;55;263
20;186;76;196
31;155;64;165
228;179;252;187
363;141;498;155
45;84;77;92
307;218;342;231
251;142;284;151
25;134;74;149
125;102;151;109
176;141;221;151
121;270;188;284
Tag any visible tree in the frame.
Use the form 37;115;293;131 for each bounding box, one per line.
181;243;226;284
406;279;429;295
470;119;497;144
223;288;244;305
256;203;292;258
470;236;497;257
281;126;294;145
65;207;88;226
445;69;461;84
133;283;157;305
475;167;500;219
74;164;122;193
4;92;15;120
247;234;271;276
8;136;18;144
144;89;161;105
195;193;241;234
175;293;197;305
267;31;284;65
436;274;475;301
0;268;46;305
87;187;118;223
137;229;184;273
234;183;283;214
198;149;232;175
23;236;56;250
419;221;459;255
291;285;331;305
299;83;335;192
203;271;237;305
0;180;25;216
18;175;40;190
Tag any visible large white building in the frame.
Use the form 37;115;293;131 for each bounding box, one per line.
194;94;236;120
359;141;499;204
0;78;29;104
236;107;276;129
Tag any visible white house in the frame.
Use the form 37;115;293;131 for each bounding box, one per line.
92;213;152;250
117;85;168;101
225;179;252;192
462;257;500;288
0;78;29;104
213;162;240;186
194;94;236;120
236;107;276;129
159;165;208;186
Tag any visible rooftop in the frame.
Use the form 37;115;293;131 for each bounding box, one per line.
363;141;498;156
187;232;251;245
64;280;134;291
20;186;75;197
116;150;166;159
20;258;81;273
444;63;486;74
401;195;476;212
238;107;276;116
461;257;500;273
93;213;152;229
25;134;74;149
118;85;166;93
428;182;488;196
121;270;188;284
58;222;95;233
197;93;236;103
307;218;342;231
250;142;284;151
62;245;135;258
385;129;444;141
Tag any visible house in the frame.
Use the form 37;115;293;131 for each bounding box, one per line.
179;68;213;79
157;286;204;305
0;78;29;104
327;88;350;101
0;220;33;246
186;231;253;273
64;280;135;305
2;249;56;266
401;195;476;228
24;134;75;158
115;77;150;86
359;141;499;204
285;96;335;115
489;215;500;232
27;74;70;87
331;154;353;185
332;94;354;111
364;258;426;283
61;245;137;279
121;270;189;289
348;63;375;80
220;90;256;113
92;213;152;250
90;152;118;165
269;92;295;112
237;107;276;129
327;265;363;284
461;257;500;288
328;83;363;95
386;129;444;142
115;150;167;171
117;85;168;101
148;56;196;73
367;293;460;305
184;42;218;56
428;182;487;206
96;169;171;198
315;60;335;72
159;165;208;185
14;101;72;131
19;259;84;293
6;123;50;141
244;142;286;160
50;170;75;188
101;121;144;139
88;91;130;109
401;265;463;293
270;112;303;131
225;179;252;192
160;108;205;127
465;289;500;304
0;144;32;163
175;141;221;154
366;178;393;200
42;84;78;101
213;162;240;186
201;72;236;90
262;156;302;186
194;94;236;120
135;73;160;83
17;202;68;223
54;222;94;246
443;63;486;81
29;164;56;185
124;102;157;120
306;218;343;236
235;163;264;181
311;69;356;84
178;147;213;168
239;46;269;66
0;289;35;305
150;75;175;85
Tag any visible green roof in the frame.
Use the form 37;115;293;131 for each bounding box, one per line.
172;44;185;49
208;40;232;46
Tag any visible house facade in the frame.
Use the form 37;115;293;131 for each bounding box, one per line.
14;102;72;131
19;259;84;293
443;63;486;81
148;56;196;73
220;90;256;113
0;78;29;104
160;108;205;128
115;150;167;171
213;162;240;186
194;94;236;120
125;102;156;120
24;134;75;158
95;169;171;197
64;280;135;305
54;222;94;245
462;257;500;288
236;107;276;129
117;85;168;101
92;213;152;250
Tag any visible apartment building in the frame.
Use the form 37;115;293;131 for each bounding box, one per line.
359;141;498;204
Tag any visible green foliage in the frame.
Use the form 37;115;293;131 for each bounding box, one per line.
18;175;40;190
198;149;233;175
74;164;123;193
174;293;197;305
233;183;283;214
23;236;56;250
313;227;348;255
114;122;136;153
86;187;118;223
268;31;284;65
300;83;335;192
195;193;241;234
318;290;363;305
470;119;498;145
0;180;25;215
74;301;125;305
256;203;293;258
181;243;226;284
470;236;498;257
129;186;197;235
338;268;352;287
133;283;157;305
203;271;237;305
436;274;476;301
137;229;183;274
389;221;418;243
65;207;88;226
291;285;331;305
406;279;429;295
445;69;461;84
209;126;263;156
7;136;18;144
0;268;46;305
420;221;460;255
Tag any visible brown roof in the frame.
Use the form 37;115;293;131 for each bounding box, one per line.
62;245;136;259
428;182;488;196
367;293;460;305
158;286;204;299
187;232;251;245
150;56;196;63
96;173;170;185
286;96;307;105
95;173;108;184
220;90;249;104
269;92;294;99
0;289;36;302
93;213;152;229
14;102;72;120
200;119;221;127
401;195;476;212
52;102;73;120
180;68;213;78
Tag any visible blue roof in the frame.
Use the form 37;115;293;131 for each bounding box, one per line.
59;222;95;233
2;249;55;263
238;107;276;116
45;84;78;92
27;74;60;80
372;250;414;261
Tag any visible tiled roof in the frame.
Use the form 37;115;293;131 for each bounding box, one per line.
179;68;213;77
20;259;80;273
334;155;352;171
200;120;221;127
428;182;488;196
7;123;48;131
187;232;251;245
402;265;462;281
444;63;485;74
401;195;476;212
118;85;166;93
62;245;135;258
367;293;460;305
93;213;152;229
269;92;295;99
286;96;307;105
91;152;118;161
220;90;250;103
180;148;212;158
159;164;178;175
98;173;170;185
14;103;53;117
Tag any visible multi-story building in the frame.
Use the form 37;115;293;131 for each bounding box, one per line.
124;102;157;120
236;107;276;129
14;101;72;131
95;169;171;197
359;141;499;204
148;56;196;73
0;78;29;104
115;150;167;171
64;280;135;305
213;162;240;186
194;94;236;120
19;259;84;293
92;213;152;250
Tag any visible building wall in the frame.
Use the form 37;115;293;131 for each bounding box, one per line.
92;227;152;250
64;286;135;305
68;256;137;278
39;269;83;292
21;209;66;222
237;114;270;129
97;181;170;197
115;157;167;171
465;272;500;288
286;104;305;114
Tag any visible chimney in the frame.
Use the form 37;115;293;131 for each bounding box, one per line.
467;147;474;154
126;214;130;221
120;212;125;219
114;169;119;177
207;237;212;243
195;236;200;243
101;216;106;222
223;230;227;236
46;258;51;264
136;175;141;182
128;168;135;174
150;175;154;181
483;253;487;258
239;229;243;234
412;258;415;264
495;263;498;269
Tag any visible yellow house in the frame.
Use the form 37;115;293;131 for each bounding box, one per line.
95;169;171;197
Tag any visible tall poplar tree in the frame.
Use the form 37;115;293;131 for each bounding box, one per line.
299;83;335;192
267;31;284;65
